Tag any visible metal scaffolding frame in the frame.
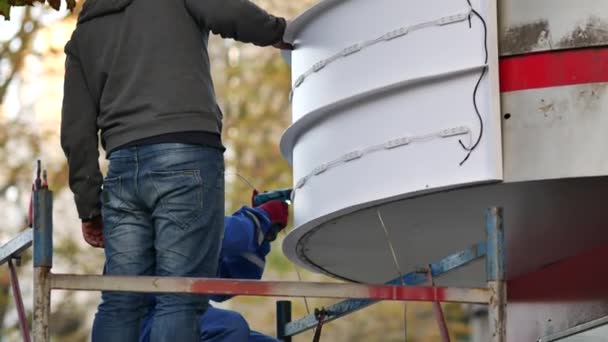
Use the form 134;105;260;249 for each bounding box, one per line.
0;179;506;341
0;229;32;342
276;207;506;341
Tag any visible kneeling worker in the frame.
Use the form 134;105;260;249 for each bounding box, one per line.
141;194;289;342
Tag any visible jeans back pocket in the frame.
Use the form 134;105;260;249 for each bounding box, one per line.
149;170;204;230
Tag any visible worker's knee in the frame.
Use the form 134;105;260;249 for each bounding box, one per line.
224;310;250;337
201;307;250;340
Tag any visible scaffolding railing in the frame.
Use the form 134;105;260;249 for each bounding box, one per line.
278;240;489;338
276;207;506;341
0;170;506;342
0;228;32;342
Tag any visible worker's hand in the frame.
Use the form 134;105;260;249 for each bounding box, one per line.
81;216;104;248
273;40;294;50
251;189;259;207
257;200;289;241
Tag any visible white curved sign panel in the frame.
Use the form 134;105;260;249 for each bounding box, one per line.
282;0;502;233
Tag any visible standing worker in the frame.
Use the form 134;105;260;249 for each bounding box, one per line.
60;0;293;341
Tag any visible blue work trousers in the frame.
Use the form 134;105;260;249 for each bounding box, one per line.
141;307;279;342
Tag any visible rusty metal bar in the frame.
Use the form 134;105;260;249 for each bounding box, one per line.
486;207;506;342
33;267;51;342
433;301;450;342
8;258;31;342
0;229;32;266
426;268;450;342
50;273;492;304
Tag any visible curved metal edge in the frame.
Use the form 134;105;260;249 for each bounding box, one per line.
281;179;500;278
279;64;488;164
283;0;348;43
281;0;348;66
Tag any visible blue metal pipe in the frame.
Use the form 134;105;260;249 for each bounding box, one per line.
485;207;505;282
33;188;53;268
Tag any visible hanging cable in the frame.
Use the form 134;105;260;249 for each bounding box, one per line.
377;209;408;341
294;263;312;315
226;172;257;191
277;226;312;316
459;0;489;165
377;210;405;282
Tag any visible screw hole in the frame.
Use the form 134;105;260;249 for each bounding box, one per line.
504;113;511;120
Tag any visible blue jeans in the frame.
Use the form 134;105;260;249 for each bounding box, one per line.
92;143;225;342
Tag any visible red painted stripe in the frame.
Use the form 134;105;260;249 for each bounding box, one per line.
189;278;460;302
499;47;608;92
369;285;448;302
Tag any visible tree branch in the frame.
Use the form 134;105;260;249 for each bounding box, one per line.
0;7;41;104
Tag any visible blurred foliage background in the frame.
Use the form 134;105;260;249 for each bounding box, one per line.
0;1;473;341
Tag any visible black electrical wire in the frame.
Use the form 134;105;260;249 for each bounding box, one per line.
459;0;489;166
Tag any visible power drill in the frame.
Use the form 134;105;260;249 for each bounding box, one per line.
253;188;292;242
253;188;293;206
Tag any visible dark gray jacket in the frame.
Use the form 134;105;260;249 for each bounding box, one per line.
61;0;286;220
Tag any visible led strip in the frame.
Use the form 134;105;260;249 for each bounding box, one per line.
290;8;472;99
294;125;472;192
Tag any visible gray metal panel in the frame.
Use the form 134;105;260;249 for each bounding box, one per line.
499;0;608;56
538;315;608;341
290;177;608;286
502;83;608;182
